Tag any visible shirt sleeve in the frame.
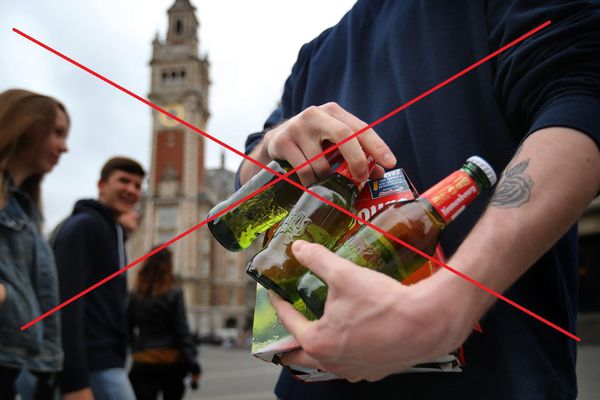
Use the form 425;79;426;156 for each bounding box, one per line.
488;0;600;148
53;215;95;393
234;107;286;189
234;37;321;190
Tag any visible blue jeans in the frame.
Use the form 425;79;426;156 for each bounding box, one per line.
16;369;59;400
89;368;135;400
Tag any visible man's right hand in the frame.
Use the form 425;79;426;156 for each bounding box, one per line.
64;387;94;400
239;102;396;186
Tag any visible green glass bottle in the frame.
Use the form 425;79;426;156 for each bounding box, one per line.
207;149;342;252
297;156;497;318
246;157;375;317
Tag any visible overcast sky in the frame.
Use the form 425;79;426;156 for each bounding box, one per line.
1;0;356;231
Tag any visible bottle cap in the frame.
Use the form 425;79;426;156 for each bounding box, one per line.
466;156;497;187
335;156;375;188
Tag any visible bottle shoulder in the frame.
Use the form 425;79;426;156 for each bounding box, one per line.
368;201;432;229
304;181;355;208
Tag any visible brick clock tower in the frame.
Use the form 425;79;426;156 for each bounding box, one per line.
147;0;208;244
129;0;254;337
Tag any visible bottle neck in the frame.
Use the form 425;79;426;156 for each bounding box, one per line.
273;159;293;172
419;167;482;225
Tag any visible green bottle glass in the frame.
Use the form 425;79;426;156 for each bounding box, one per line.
207;149;342;252
246;157;375;317
297;156;497;318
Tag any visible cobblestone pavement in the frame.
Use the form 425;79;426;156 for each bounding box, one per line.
185;343;600;399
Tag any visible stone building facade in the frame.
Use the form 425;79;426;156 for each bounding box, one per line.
128;0;254;337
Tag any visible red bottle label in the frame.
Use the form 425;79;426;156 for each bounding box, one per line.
421;170;480;224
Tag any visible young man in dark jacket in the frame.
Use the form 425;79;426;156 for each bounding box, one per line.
54;157;145;400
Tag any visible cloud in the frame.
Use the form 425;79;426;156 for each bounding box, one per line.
1;0;355;231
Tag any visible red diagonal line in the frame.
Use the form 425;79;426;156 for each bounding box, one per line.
16;21;576;342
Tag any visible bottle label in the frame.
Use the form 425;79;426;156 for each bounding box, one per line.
421;170;480;223
336;227;407;279
355;168;417;224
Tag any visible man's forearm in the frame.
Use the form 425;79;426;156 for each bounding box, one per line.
439;127;600;328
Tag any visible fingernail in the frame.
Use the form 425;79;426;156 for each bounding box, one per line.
293;240;307;252
383;152;396;166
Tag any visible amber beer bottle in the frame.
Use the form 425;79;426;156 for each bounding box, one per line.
207;148;342;251
246;157;376;316
297;156;497;318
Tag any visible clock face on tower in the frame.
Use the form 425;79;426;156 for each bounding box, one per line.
158;103;185;127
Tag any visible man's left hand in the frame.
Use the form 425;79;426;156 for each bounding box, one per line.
117;209;139;232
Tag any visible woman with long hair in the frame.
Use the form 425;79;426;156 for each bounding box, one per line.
128;246;201;400
0;88;69;398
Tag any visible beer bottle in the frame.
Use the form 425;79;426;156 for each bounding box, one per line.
297;156;497;318
246;157;376;317
207;147;342;251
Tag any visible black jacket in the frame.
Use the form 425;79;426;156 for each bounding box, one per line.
127;288;201;375
53;199;128;393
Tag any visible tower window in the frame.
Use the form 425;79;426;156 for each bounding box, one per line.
175;19;183;35
167;132;176;147
161;69;186;84
157;205;177;229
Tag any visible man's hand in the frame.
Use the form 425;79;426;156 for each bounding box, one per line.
64;387;94;400
117;209;138;233
239;103;396;186
269;240;468;382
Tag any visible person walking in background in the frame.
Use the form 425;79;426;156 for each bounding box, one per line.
0;88;69;399
53;157;145;400
127;246;201;400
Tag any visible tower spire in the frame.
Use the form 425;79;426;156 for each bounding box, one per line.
166;0;199;46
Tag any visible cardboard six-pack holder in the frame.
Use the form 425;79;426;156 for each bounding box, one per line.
250;168;463;382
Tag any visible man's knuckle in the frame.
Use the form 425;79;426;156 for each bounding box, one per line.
296;168;314;185
331;125;353;141
300;106;319;121
304;337;334;360
326;265;341;282
302;339;321;358
321;102;341;113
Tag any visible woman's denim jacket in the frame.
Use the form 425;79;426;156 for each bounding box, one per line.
0;185;63;372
